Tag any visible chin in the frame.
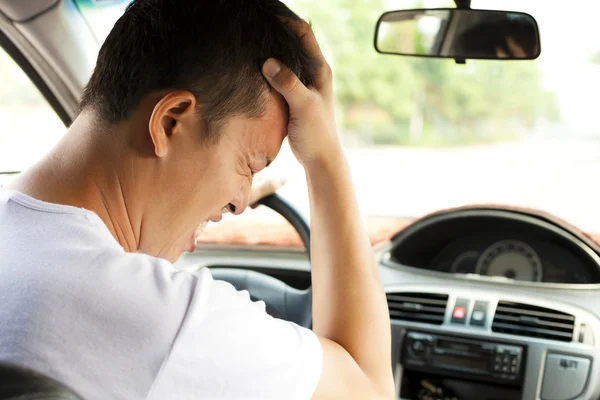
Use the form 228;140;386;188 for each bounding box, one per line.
152;243;187;264
161;250;184;264
156;224;205;263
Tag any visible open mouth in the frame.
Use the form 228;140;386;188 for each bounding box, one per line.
190;221;210;250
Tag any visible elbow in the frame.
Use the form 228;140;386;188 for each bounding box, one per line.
372;377;396;400
381;386;396;400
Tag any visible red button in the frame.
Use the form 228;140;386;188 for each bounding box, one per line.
453;306;466;319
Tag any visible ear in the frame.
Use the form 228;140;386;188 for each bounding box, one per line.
148;91;197;158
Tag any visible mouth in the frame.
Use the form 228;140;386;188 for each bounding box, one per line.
185;222;206;253
188;214;223;252
189;219;216;252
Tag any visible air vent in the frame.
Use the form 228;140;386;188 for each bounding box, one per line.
386;292;448;325
492;301;575;342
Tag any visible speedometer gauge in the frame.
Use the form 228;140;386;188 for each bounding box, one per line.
450;251;479;274
476;240;543;282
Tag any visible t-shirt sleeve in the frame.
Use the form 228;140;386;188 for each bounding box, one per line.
146;267;322;400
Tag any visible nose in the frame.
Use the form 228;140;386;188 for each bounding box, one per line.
208;214;222;223
227;182;251;216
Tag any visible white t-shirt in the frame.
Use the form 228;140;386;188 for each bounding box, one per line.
0;189;322;400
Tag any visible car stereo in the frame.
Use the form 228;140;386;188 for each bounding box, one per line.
402;332;526;385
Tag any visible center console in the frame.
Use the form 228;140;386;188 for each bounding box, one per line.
387;287;600;400
400;332;526;399
403;332;525;384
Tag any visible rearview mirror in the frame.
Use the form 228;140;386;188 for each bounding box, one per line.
375;9;540;60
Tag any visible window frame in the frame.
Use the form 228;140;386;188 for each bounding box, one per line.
0;27;71;127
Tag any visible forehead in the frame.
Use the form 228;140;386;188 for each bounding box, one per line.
224;91;288;160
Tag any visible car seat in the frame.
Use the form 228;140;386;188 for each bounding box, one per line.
0;363;82;399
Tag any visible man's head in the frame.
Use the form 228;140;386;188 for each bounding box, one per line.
78;0;318;261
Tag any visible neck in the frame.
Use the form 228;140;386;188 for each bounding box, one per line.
6;112;142;252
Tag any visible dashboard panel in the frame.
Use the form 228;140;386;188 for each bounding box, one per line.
388;208;600;285
428;234;593;283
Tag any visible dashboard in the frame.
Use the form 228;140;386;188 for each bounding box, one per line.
179;205;600;400
388;208;600;285
427;235;592;283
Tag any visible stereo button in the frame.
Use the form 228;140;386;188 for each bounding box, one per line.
412;340;425;354
451;298;470;324
541;354;591;400
470;301;489;327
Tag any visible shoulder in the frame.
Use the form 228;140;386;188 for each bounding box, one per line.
147;267;323;400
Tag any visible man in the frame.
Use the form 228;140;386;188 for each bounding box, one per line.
0;1;394;399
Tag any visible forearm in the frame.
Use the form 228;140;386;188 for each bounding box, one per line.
306;148;392;392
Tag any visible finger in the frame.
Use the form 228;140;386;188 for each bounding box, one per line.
284;19;331;90
262;58;312;108
284;19;326;60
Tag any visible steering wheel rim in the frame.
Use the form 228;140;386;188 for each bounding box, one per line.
258;194;311;256
209;193;313;328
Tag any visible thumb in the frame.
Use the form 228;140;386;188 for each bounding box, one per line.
262;58;311;108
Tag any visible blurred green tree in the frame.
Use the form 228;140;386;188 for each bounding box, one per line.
288;0;559;146
591;49;600;64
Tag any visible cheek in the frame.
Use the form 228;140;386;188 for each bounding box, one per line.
195;154;245;207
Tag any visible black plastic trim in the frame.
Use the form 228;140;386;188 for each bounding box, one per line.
373;8;541;61
389;208;600;279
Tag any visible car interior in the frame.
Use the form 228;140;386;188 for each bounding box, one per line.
0;362;82;400
0;1;599;399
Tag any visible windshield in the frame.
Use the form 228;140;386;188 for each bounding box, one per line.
284;0;600;234
279;0;600;234
4;0;600;245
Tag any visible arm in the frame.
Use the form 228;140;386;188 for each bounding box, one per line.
261;22;394;400
307;151;394;400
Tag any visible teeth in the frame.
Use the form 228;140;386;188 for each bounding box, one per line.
195;221;209;240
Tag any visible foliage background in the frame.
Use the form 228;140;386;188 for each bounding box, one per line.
288;0;559;146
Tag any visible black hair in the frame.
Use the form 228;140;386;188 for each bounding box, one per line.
78;0;319;139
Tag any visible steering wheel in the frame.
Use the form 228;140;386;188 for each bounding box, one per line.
210;194;312;328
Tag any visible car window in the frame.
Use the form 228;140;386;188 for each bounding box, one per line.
71;0;600;250
0;46;65;186
74;0;130;42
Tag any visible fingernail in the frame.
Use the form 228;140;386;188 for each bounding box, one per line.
263;58;281;78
